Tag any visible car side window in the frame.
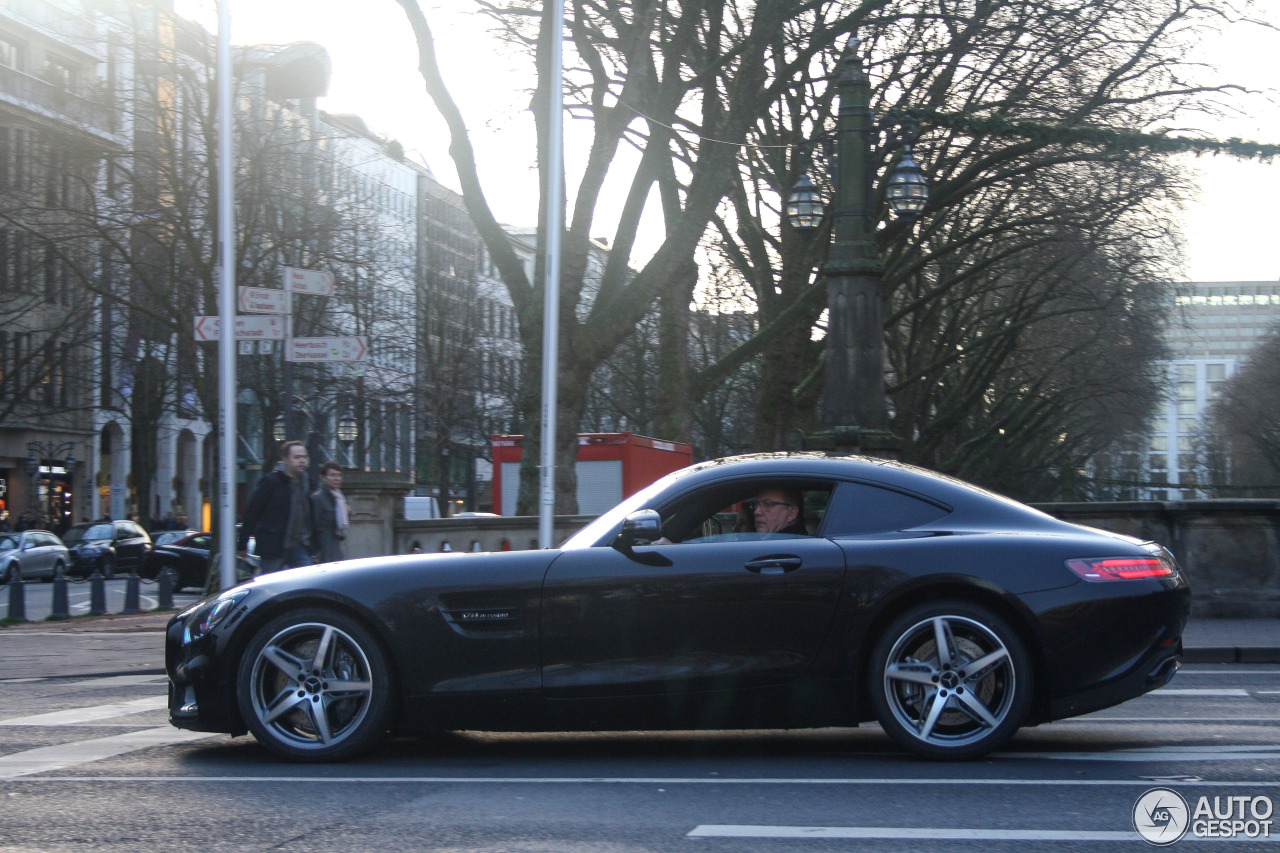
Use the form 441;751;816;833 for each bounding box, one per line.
822;481;950;535
657;479;836;543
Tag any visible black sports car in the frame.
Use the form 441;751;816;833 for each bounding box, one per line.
143;532;261;592
166;454;1189;762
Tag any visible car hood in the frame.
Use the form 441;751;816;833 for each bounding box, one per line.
216;549;560;607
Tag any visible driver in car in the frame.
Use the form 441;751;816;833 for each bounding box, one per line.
749;487;808;535
655;486;808;544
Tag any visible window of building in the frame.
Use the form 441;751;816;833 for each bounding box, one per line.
0;35;26;71
1149;435;1168;452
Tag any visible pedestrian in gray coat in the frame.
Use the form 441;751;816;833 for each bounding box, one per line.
310;461;349;563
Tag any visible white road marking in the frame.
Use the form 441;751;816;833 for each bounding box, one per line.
688;826;1143;841
65;674;168;689
0;696;167;726
1155;688;1251;696
1007;744;1280;762
0;727;215;779
4;776;1280;786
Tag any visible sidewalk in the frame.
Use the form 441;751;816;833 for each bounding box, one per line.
0;608;1277;681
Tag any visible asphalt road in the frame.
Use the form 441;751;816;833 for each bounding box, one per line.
1;665;1278;851
0;577;203;621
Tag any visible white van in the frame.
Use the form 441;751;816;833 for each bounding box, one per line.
403;496;441;520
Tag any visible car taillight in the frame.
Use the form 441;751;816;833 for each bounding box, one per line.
1066;556;1176;582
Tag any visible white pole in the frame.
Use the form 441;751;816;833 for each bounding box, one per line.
217;0;237;589
537;0;564;548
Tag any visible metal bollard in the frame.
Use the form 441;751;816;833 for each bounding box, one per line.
88;569;106;615
50;564;69;619
6;573;25;622
157;567;174;610
121;569;140;614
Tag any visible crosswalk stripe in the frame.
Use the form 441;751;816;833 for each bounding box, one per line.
0;727;215;779
0;696;167;726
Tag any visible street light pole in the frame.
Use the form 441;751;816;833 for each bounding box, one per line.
821;38;887;444
787;37;928;458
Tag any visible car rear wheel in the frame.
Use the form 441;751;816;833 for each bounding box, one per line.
869;601;1032;760
236;608;390;762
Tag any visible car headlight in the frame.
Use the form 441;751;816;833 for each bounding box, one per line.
182;590;249;644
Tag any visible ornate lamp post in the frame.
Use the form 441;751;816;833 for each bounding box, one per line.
786;38;928;457
337;414;358;466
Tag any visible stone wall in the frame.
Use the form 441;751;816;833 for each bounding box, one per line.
1034;500;1280;618
392;515;596;554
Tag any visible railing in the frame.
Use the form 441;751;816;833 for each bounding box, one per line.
0;65;113;134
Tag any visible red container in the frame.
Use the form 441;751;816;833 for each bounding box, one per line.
491;433;693;516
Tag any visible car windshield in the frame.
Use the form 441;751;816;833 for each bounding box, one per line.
62;524;113;544
0;535;17;552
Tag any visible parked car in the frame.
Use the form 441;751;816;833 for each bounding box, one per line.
0;530;70;583
166;454;1190;762
143;531;259;592
61;520;152;579
152;529;200;548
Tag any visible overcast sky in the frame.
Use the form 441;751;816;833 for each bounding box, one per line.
176;0;1280;284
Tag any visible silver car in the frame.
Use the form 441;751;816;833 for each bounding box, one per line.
0;530;70;583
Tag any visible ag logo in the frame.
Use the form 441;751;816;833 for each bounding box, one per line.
1134;787;1190;845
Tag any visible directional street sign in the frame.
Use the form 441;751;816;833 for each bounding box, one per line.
194;315;286;341
283;266;336;297
238;286;289;314
287;336;368;362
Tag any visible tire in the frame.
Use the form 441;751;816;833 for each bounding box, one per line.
869;600;1032;760
4;563;18;584
100;556;114;580
236;608;391;762
48;561;64;582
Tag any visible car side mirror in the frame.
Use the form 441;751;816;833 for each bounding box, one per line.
617;510;661;548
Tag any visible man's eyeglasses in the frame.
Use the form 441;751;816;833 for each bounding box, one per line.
747;499;795;512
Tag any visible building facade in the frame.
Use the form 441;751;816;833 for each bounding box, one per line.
1142;281;1280;499
0;0;521;530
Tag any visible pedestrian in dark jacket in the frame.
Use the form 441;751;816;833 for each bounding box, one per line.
237;441;315;573
310;461;349;563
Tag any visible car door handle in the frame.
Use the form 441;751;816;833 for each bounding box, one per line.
744;556;802;574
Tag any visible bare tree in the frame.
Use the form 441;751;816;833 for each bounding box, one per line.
397;0;868;513
1207;329;1280;496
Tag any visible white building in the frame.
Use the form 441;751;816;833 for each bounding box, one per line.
1143;281;1280;498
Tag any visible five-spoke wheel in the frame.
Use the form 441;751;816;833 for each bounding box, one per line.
870;601;1032;760
236;608;390;761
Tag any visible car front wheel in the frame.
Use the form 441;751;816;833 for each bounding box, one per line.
869;601;1032;760
4;562;18;584
236;608;391;762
